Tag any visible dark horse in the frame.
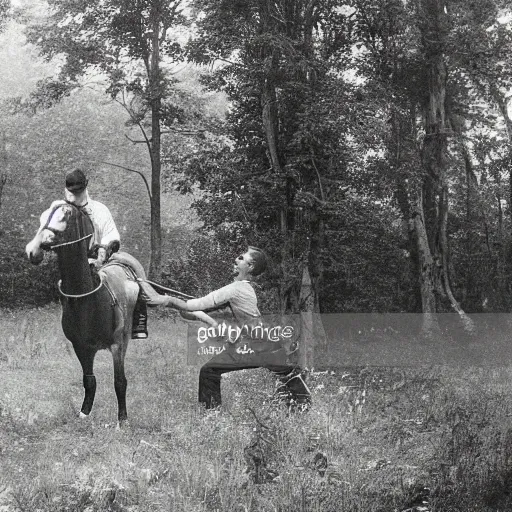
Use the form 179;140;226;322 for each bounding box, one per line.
26;202;139;425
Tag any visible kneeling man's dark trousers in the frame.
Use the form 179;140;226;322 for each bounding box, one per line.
198;349;310;409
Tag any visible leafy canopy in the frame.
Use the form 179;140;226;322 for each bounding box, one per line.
26;0;187;103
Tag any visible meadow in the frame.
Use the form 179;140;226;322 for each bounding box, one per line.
1;306;512;512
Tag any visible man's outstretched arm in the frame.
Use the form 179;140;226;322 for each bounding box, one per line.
179;310;218;327
166;295;222;327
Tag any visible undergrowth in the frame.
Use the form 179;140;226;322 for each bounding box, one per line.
1;307;512;511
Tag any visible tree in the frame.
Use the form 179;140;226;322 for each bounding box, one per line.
26;0;188;277
0;0;9;28
188;0;354;316
164;0;512;323
343;0;506;328
0;86;153;308
0;0;10;212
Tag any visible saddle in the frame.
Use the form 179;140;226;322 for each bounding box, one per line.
90;257;147;340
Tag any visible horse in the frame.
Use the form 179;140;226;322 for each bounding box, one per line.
25;201;139;426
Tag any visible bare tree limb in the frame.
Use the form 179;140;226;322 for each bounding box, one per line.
125;128;206;143
167;63;190;75
125;134;150;144
234;191;251;224
113;95;153;164
310;155;325;202
203;55;247;69
98;161;152;201
160;128;206;136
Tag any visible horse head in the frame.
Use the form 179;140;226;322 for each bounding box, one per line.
26;201;94;265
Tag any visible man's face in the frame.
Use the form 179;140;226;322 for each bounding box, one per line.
64;188;86;205
233;251;254;275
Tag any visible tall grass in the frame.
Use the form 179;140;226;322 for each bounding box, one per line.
1;306;512;511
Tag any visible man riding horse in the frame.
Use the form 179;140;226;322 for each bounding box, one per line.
38;169;161;339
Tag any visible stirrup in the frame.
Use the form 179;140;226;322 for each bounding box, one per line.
132;303;148;339
132;320;148;339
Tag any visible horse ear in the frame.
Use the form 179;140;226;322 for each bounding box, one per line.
52;204;73;224
50;200;66;209
39;200;66;229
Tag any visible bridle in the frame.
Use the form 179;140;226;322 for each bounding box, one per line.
41;202;93;251
41;202;101;299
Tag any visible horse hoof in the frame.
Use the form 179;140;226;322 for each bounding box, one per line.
116;420;129;430
79;411;89;419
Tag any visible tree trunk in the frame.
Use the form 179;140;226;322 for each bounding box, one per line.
417;0;471;330
463;145;478;307
391;105;422;312
306;207;327;358
0;173;6;214
420;0;447;309
261;69;293;313
299;265;315;369
489;86;512;262
308;207;323;314
148;6;162;279
258;1;296;313
411;189;444;336
259;0;323;315
0;131;7;216
411;191;437;312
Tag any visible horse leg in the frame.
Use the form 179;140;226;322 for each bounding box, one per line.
74;346;97;417
111;342;128;425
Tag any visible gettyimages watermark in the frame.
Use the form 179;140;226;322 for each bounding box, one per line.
197;322;295;344
187;315;301;365
186;313;512;367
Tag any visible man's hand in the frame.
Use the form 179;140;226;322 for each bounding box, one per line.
97;247;107;266
166;296;181;308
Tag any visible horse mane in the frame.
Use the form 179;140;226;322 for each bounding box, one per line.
59;202;95;248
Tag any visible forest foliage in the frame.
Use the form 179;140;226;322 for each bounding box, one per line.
2;0;512;317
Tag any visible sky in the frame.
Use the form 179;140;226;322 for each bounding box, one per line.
0;2;55;99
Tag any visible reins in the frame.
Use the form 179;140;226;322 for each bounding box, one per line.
57;273;104;298
43;203;193;301
143;279;195;299
51;233;93;250
48;202;99;298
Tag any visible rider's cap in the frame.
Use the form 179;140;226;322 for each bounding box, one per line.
65;169;88;193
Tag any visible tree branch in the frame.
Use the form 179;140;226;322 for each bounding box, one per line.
114;94;154;166
125;134;151;144
234;191;251;224
160;128;206;136
310;154;325;202
99;161;152;201
205;55;247;69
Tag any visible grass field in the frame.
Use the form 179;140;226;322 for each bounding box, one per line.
1;305;512;511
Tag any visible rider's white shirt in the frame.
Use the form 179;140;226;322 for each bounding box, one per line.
39;193;120;247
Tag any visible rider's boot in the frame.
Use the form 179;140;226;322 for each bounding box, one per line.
132;298;148;339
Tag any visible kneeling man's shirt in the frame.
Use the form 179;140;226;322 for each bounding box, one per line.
187;280;260;324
